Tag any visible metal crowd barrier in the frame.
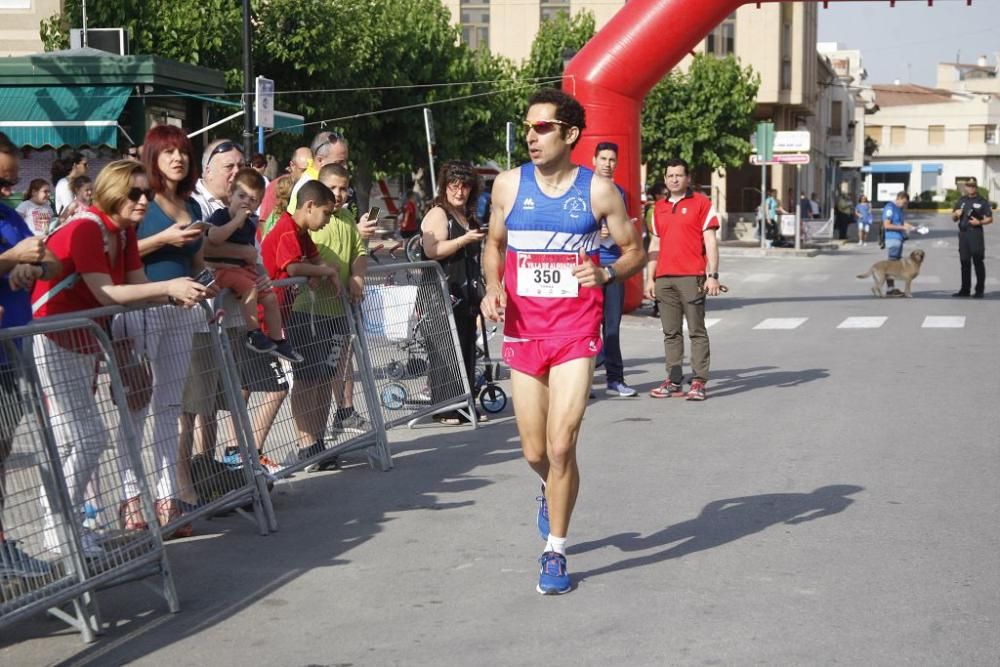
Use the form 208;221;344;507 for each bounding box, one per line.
1;264;470;641
360;262;476;430
219;278;392;482
0;317;177;642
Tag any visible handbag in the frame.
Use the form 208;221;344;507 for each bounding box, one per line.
109;313;153;412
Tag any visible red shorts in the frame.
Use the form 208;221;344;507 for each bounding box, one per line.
213;265;270;298
502;335;602;377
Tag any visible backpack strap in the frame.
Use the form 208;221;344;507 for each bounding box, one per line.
31;212;111;315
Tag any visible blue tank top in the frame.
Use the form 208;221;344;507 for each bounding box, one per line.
506;164;599;251
503;164;602;339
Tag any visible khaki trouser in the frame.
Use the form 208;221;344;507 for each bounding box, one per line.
655;275;711;383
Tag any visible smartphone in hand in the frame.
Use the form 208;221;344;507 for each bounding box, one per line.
183;221;212;233
193;268;215;287
366;206;381;222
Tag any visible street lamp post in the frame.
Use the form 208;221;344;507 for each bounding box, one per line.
241;0;253;160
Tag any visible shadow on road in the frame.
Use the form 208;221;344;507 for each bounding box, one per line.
569;484;863;582
1;419;524;664
621;365;830;398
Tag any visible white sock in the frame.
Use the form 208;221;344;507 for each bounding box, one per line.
546;535;567;555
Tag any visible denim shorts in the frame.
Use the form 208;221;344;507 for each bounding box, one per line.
885;238;904;260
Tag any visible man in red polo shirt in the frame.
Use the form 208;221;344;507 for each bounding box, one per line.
644;158;720;401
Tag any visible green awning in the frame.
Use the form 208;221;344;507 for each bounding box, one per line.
0;85;131;148
273;110;304;136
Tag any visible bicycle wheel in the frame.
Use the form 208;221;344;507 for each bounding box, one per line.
404;234;424;262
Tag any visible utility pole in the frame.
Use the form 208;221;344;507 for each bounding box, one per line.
241;0;253;159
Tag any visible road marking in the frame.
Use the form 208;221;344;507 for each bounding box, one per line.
753;317;807;330
744;273;778;284
922;316;965;328
683;318;721;331
837;316;887;329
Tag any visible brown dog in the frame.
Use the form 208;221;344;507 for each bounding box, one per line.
857;249;926;297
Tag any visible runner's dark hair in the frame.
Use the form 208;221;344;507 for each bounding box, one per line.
527;88;586;148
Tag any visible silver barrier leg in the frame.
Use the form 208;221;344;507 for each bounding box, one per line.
350;304;392;471
206;308;275;536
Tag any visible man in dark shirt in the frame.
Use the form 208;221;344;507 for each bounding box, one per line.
951;177;993;298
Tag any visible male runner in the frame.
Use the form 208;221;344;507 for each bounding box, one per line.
481;88;644;595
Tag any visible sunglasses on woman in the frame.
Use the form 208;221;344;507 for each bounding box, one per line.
522;119;571;135
127;187;156;203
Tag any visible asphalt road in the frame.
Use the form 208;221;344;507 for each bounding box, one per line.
3;212;998;666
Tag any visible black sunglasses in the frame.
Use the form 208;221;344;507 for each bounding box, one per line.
207;141;244;165
127;187;155;203
0;177;19;189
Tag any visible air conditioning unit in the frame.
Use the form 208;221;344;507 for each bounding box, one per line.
70;28;128;56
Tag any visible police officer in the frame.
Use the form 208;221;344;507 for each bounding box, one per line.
951;177;993;298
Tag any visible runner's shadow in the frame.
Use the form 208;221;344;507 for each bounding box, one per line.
708;366;830;398
569;485;863;583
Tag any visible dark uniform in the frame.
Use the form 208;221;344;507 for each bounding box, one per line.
953;190;992;297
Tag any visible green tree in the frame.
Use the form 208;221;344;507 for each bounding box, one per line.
641;54;760;177
521;10;595;83
40;0;521;199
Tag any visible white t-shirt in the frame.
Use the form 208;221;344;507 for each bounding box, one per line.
54;178;73;215
15;200;55;235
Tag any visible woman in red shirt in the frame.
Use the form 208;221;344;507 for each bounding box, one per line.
32;160;207;558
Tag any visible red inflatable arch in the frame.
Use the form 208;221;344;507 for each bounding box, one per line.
563;0;905;311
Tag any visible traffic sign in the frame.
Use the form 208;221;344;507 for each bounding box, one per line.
255;76;274;129
750;153;810;165
773;131;811;153
754;121;775;161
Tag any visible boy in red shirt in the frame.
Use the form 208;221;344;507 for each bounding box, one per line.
259;179;343;462
260;179;341;287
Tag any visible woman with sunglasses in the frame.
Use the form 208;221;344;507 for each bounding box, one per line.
31;160;207;559
420;160;486;426
112;125;208;537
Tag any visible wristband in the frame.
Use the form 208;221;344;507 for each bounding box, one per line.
604;265;617;284
167;296;178;306
707;272;719;279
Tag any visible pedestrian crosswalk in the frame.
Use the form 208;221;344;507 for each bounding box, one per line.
837;316;887;329
724;272;1000;287
639;313;983;332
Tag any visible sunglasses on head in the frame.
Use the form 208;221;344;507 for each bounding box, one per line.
207;141;244;165
522;119;570;135
0;176;19;189
314;131;345;155
127;187;155;203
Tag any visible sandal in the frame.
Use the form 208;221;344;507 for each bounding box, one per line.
432;412;463;426
155;499;194;539
119;496;149;532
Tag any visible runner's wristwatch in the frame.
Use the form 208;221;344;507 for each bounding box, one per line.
707;272;719;279
603;266;617;284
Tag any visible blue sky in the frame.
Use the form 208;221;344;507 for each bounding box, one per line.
817;0;1000;87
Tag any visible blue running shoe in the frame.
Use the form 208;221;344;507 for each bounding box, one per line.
536;488;549;540
536;551;571;595
222;447;242;469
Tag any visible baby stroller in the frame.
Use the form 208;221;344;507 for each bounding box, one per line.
474;314;506;414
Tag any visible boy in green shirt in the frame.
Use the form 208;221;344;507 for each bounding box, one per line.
288;164;368;450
